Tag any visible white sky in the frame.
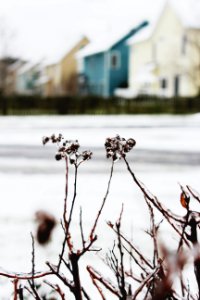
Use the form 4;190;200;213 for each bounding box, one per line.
0;0;192;62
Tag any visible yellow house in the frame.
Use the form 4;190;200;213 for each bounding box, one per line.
41;36;89;97
126;0;200;98
60;36;89;95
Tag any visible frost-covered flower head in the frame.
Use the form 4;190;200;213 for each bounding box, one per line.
42;134;92;165
105;135;136;161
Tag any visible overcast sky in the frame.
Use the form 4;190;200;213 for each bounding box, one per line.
0;0;189;62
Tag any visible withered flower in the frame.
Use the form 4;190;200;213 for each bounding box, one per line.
35;211;56;245
105;135;136;161
42;134;92;165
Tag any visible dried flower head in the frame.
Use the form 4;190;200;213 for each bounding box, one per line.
105;135;136;161
35;210;56;245
42;134;92;165
42;133;63;145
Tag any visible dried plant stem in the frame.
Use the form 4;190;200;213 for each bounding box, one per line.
108;223;153;270
30;233;35;288
44;280;66;300
123;157;191;247
187;185;200;203
90;161;114;240
68;164;78;228
79;207;86;249
63;157;69;232
13;279;18;300
131;264;162;300
145;200;159;267
28;279;42;300
87;266;120;297
0;269;53;280
116;205;127;300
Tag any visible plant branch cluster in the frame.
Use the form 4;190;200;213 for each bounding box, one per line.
1;134;200;300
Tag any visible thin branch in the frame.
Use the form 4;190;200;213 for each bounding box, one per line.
145;200;159;266
187;185;200;204
44;280;66;300
87;266;120;297
79;207;86;249
63;156;69;231
131;264;162;300
30;232;35;289
116;204;126;299
13;279;18;300
108;222;153;270
46;262;74;293
28;280;42;300
123;157;184;224
68;164;78;228
0;269;53;280
90;161;114;240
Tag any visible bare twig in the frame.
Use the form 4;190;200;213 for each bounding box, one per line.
79;207;86;249
87;266;120;297
30;232;35;288
108;222;153;270
131;263;162;300
13;279;18;300
90;161;114;240
68;164;78;228
44;280;66;300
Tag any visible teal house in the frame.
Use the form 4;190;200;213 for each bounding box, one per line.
77;21;148;97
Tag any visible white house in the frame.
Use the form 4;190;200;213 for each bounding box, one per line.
117;0;200;98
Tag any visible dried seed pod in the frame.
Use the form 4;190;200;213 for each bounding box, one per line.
180;192;190;209
42;136;49;145
127;138;136;148
35;211;56;245
82;150;93;161
69;153;76;164
55;153;62;161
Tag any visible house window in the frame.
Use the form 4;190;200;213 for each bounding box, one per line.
160;78;167;89
181;34;187;55
110;51;120;69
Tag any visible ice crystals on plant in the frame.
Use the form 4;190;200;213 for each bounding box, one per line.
42;134;92;165
105;135;136;161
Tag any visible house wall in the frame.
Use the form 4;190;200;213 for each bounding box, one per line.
129;3;200;97
60;37;89;95
43;64;60;97
84;53;106;96
16;69;39;95
108;41;129;96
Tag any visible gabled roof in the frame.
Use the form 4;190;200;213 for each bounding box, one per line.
17;61;41;75
44;35;89;66
77;21;147;58
128;0;200;45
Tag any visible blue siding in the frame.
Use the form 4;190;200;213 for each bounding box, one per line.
108;42;129;96
84;53;106;96
82;21;148;97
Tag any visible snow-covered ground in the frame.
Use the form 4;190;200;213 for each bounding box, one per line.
0;114;200;299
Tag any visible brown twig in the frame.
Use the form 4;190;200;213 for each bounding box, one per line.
30;232;35;289
187;185;200;204
131;263;162;300
87;266;120;297
79;207;86;249
13;279;18;300
68;164;78;228
108;221;153;270
116;204;127;300
28;279;42;300
145;200;160;267
44;280;66;300
90;161;114;240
